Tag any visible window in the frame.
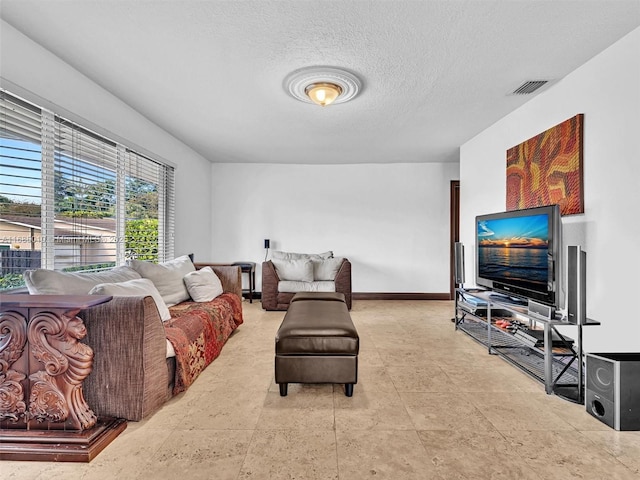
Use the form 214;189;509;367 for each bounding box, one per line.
53;118;119;271
0;90;175;291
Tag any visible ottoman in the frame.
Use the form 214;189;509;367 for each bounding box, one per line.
275;292;359;396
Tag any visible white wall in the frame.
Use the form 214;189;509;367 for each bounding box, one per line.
212;162;459;293
0;20;213;260
460;27;640;352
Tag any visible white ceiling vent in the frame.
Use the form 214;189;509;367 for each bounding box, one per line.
510;80;549;95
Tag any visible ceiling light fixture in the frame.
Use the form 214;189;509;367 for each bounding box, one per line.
285;66;362;107
305;82;343;107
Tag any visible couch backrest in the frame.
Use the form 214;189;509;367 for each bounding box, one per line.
23;266;142;295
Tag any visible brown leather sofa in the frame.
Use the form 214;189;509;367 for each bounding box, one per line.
261;258;352;310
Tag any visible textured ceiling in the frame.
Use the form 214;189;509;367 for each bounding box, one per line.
1;1;639;164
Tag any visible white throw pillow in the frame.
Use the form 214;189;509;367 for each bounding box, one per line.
23;266;141;295
89;278;171;321
272;258;314;282
183;267;224;302
278;280;336;293
313;257;344;281
128;255;195;306
271;251;333;261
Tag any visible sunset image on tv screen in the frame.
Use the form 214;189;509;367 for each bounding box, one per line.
477;214;549;289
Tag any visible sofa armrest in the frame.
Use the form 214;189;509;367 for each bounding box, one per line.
80;295;170;421
335;258;352;310
194;263;242;299
261;260;280;310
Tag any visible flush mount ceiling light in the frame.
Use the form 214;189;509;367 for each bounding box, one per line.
284;66;362;107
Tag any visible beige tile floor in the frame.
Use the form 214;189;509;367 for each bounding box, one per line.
3;300;640;479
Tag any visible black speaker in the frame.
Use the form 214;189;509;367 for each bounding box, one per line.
586;353;640;430
567;245;586;324
454;242;465;285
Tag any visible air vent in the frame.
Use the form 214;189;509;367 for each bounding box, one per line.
511;80;549;95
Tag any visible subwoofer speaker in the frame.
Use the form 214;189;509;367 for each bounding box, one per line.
585;353;640;430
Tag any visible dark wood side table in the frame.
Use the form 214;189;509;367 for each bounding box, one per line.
0;294;127;462
232;262;256;303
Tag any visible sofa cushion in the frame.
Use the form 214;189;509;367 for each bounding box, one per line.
313;257;344;281
271;250;333;261
273;258;314;282
278;280;336;293
128;254;195;306
89;278;171;321
23;265;141;295
183;266;223;302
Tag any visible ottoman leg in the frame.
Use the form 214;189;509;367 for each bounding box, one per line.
345;384;354;397
279;383;288;396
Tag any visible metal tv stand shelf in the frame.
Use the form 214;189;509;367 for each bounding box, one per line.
454;288;599;404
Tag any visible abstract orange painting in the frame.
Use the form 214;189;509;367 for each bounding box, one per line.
506;114;584;215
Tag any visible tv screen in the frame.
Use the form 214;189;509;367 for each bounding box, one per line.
475;204;562;307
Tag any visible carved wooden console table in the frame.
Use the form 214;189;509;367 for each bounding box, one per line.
0;294;127;462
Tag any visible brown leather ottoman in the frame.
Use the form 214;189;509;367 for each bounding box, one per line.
275;292;359;396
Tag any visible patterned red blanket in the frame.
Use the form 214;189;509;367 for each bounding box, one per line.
164;293;243;394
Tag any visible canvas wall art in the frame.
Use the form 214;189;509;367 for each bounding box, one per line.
506;114;584;215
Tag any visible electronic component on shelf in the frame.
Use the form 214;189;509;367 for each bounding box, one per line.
458;295;487;316
459;294;488;307
511;327;574;348
513;329;538;348
458;301;513;319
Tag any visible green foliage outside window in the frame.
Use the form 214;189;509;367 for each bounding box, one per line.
125;219;158;261
62;263;116;272
0;273;25;290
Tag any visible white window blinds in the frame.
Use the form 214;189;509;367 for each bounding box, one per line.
0;92;43;286
0;90;176;290
53;118;119;271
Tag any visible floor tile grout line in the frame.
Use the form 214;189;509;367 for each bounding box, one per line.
333;386;341;480
234;388;269;480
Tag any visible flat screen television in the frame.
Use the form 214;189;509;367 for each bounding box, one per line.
475;204;562;309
